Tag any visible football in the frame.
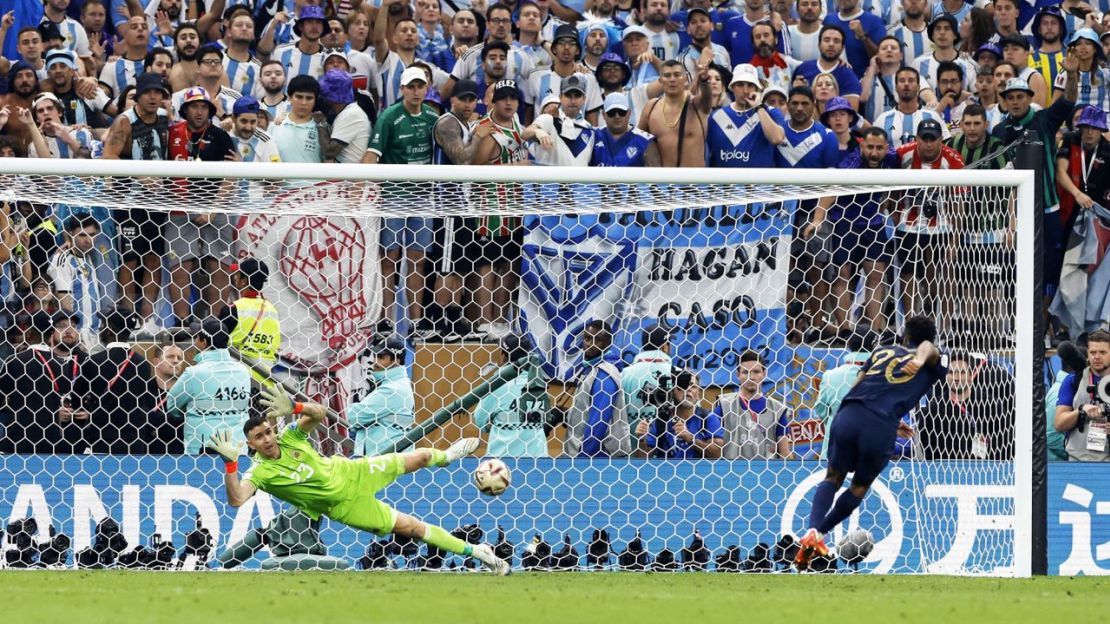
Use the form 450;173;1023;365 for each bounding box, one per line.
836;528;875;565
473;459;511;496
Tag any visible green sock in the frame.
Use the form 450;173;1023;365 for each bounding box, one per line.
423;523;472;557
429;448;448;467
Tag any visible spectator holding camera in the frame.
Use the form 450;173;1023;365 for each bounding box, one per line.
635;370;724;459
1055;329;1110;461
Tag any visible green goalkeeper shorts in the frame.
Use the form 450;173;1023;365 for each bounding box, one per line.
327;453;405;536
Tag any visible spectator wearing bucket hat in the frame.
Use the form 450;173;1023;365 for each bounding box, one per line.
167;86;235;161
819;95;860;160
1057;106;1110;217
269;5;329;87
707;63;786;168
1029;5;1068;102
621;25;662;88
229;96;280;163
319;69;370;163
164;85;237;328
1053;28;1110;111
594;52;661;127
914;14;977;94
525;24;603;124
993;50;1080;305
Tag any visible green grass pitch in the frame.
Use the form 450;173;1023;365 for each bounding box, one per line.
5;571;1105;624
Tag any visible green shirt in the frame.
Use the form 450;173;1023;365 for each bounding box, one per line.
245;424;362;520
367;102;437;164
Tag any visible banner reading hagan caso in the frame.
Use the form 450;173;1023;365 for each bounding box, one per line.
0;456;1016;573
518;205;792;385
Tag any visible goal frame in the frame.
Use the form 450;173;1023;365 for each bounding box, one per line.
0;159;1039;576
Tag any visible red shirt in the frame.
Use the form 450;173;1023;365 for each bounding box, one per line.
894;141;965;230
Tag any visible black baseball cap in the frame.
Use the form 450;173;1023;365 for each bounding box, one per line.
453;79;479;99
999;33;1031;50
492;79;519;102
687;6;711;21
916;119;944;140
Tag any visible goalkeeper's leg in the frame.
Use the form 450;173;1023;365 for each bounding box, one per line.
393;513;510;575
398;438;480;474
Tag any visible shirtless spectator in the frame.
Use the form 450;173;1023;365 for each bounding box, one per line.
637;58;713;167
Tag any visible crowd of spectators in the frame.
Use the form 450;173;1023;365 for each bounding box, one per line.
0;0;1107;458
0;0;1103;344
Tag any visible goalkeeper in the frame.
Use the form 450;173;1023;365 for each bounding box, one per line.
207;386;510;574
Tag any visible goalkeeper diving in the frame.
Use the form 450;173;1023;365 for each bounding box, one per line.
206;386;511;574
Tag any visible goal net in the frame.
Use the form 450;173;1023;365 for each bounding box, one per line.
0;160;1034;575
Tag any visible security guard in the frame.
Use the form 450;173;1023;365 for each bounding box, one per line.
472;334;550;457
219;257;281;384
167;319;252;455
347;334;415;457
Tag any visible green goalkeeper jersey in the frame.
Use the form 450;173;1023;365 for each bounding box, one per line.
245;424;362;520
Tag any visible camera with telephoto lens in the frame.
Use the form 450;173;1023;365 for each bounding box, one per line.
637;367;683;422
1082;376;1110;430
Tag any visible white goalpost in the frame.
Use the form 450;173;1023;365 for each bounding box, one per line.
0;159;1035;576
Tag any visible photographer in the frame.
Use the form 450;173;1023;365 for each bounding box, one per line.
716;350;790;459
1055;329;1110;461
634;370;724;459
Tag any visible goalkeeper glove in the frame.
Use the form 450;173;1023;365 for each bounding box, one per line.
260;385;295;420
206;429;243;473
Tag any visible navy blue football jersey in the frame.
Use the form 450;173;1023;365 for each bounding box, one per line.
839;344;948;425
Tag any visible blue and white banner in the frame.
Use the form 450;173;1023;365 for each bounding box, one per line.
0;455;1016;574
519;204;793;385
1048;463;1110;575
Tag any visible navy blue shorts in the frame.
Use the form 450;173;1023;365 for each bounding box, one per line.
826;405;898;486
830;225;889;266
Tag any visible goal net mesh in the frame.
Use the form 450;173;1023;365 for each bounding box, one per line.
0;169;1024;575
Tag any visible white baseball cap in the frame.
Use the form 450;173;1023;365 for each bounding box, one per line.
400;66;428;87
729;63;762;88
602;92;631;113
621;25;651;41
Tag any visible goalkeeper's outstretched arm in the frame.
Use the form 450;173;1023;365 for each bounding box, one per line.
259;385;327;435
206;430;257;507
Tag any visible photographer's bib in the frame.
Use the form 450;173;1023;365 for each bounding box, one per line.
1066;368;1110;461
